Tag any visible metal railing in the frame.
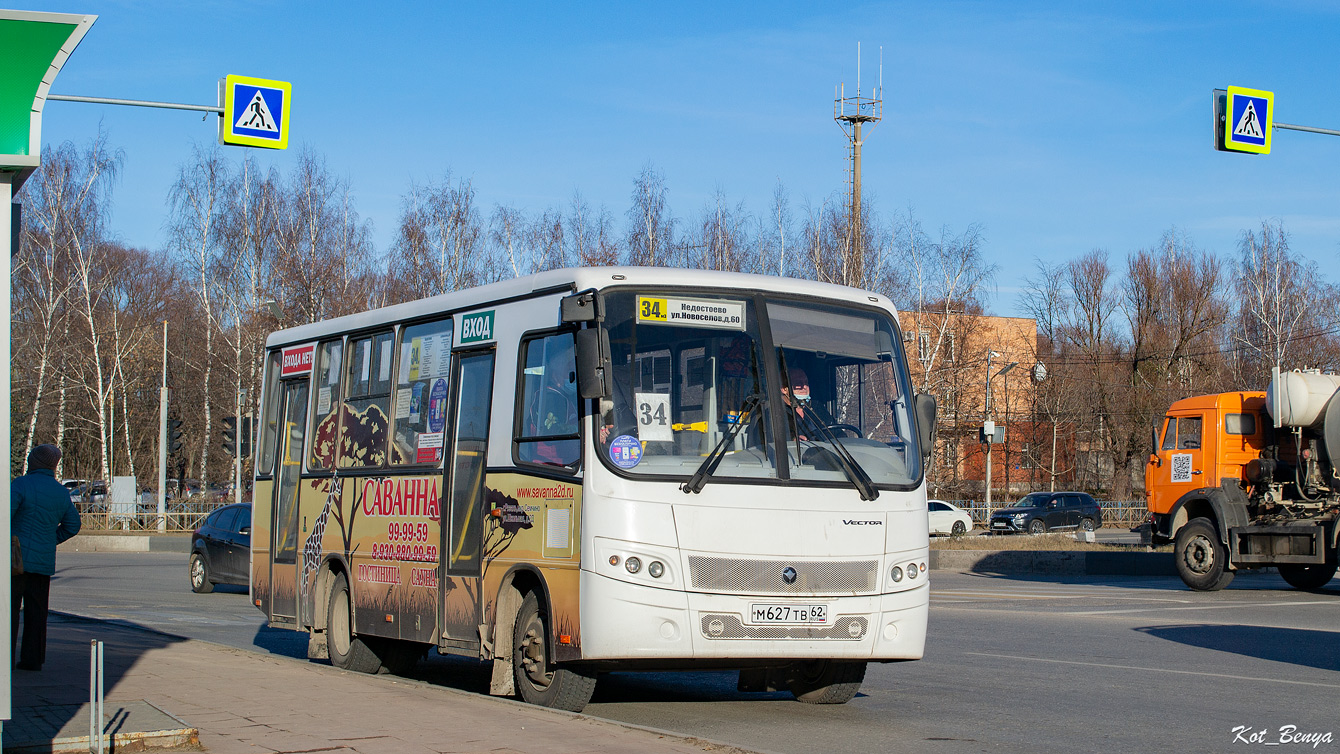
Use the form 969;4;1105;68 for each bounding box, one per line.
951;500;1148;529
75;495;232;532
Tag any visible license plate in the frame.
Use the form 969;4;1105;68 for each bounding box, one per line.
991;521;1008;528
748;603;828;625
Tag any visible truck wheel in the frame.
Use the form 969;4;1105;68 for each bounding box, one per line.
1278;562;1337;591
789;660;866;704
1175;519;1235;591
1028;519;1046;535
513;591;596;711
326;572;383;673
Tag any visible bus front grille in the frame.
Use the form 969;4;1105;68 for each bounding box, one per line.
687;556;878;594
699;614;868;640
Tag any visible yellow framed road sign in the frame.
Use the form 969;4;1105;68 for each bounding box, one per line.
219;74;291;150
1224;86;1273;154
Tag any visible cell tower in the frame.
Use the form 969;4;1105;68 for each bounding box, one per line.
833;43;882;274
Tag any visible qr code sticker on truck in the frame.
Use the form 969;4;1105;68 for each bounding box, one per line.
1170;453;1193;483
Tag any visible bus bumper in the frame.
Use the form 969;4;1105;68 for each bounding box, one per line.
577;569;927;661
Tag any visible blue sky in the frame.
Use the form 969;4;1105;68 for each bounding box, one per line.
25;0;1340;314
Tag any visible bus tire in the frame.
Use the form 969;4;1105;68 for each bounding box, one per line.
788;660;866;704
326;572;382;674
1174;519;1235;591
512;591;596;712
1278;562;1337;591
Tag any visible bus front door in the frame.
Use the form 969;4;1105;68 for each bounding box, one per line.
270;380;309;623
439;350;495;649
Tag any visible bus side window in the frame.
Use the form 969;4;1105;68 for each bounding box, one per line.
308;339;344;470
339;331;395;469
391;317;454;466
515;331;581;469
257;350;282;476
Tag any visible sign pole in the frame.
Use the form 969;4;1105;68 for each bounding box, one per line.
158;320;168;532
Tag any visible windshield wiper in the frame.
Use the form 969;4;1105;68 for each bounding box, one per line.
792;403;879;501
681;393;763;494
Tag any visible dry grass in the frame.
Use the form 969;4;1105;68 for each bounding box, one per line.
931;532;1170;552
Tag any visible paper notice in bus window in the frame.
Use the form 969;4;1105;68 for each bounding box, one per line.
402;342;416;381
420;335;440;379
359;341;371;382
635;392;674;442
416;431;444;463
394;388;413;420
637;296;746;330
379;343;392;381
317;387;332;415
328;345;342;384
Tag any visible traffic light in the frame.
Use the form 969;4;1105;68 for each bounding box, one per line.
239;416;253;459
168;418;184;454
221;416;237;456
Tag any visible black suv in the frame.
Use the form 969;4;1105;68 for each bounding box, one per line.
989;492;1102;534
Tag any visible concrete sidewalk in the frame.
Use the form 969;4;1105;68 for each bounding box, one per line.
9;614;758;754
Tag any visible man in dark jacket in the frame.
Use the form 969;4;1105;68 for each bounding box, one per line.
12;444;81;671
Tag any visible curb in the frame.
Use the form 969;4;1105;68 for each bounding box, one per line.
929;550;1175;576
58;534;192;554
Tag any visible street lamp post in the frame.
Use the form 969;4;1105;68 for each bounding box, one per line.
983;351;1018;518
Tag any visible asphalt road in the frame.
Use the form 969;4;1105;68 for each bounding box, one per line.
47;553;1340;754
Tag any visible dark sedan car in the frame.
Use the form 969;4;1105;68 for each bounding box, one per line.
989;491;1102;534
189;502;251;593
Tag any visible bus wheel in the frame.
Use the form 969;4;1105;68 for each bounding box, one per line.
1278;562;1337;591
326;572;382;674
788;660;866;704
512;591;596;712
1174;519;1235;591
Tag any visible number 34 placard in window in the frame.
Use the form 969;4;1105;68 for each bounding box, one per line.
635;392;673;442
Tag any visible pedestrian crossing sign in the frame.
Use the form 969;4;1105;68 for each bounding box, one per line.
219;75;291;150
1224;86;1273;154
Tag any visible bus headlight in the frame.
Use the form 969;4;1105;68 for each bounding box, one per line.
907;563;919;579
890;566;904;582
625;556;642;574
648;561;665;578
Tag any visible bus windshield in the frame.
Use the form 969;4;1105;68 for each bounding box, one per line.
596;290;922;488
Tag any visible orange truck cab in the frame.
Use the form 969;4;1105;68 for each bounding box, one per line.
1146;392;1267;524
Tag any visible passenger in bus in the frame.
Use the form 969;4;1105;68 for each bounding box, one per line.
780;367;811;441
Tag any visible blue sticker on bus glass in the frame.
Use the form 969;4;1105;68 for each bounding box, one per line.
428;378;448;433
410;381;424;423
609;435;642;468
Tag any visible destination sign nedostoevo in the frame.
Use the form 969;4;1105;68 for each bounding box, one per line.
637;296;745;330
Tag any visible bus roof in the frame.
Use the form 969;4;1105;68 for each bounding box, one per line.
264;266;897;349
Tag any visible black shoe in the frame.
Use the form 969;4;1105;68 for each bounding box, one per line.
15;662;41;671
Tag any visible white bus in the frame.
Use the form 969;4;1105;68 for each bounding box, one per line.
250;267;935;711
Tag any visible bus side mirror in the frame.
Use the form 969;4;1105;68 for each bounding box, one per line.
914;393;937;461
574;327;611;399
561;291;600;323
